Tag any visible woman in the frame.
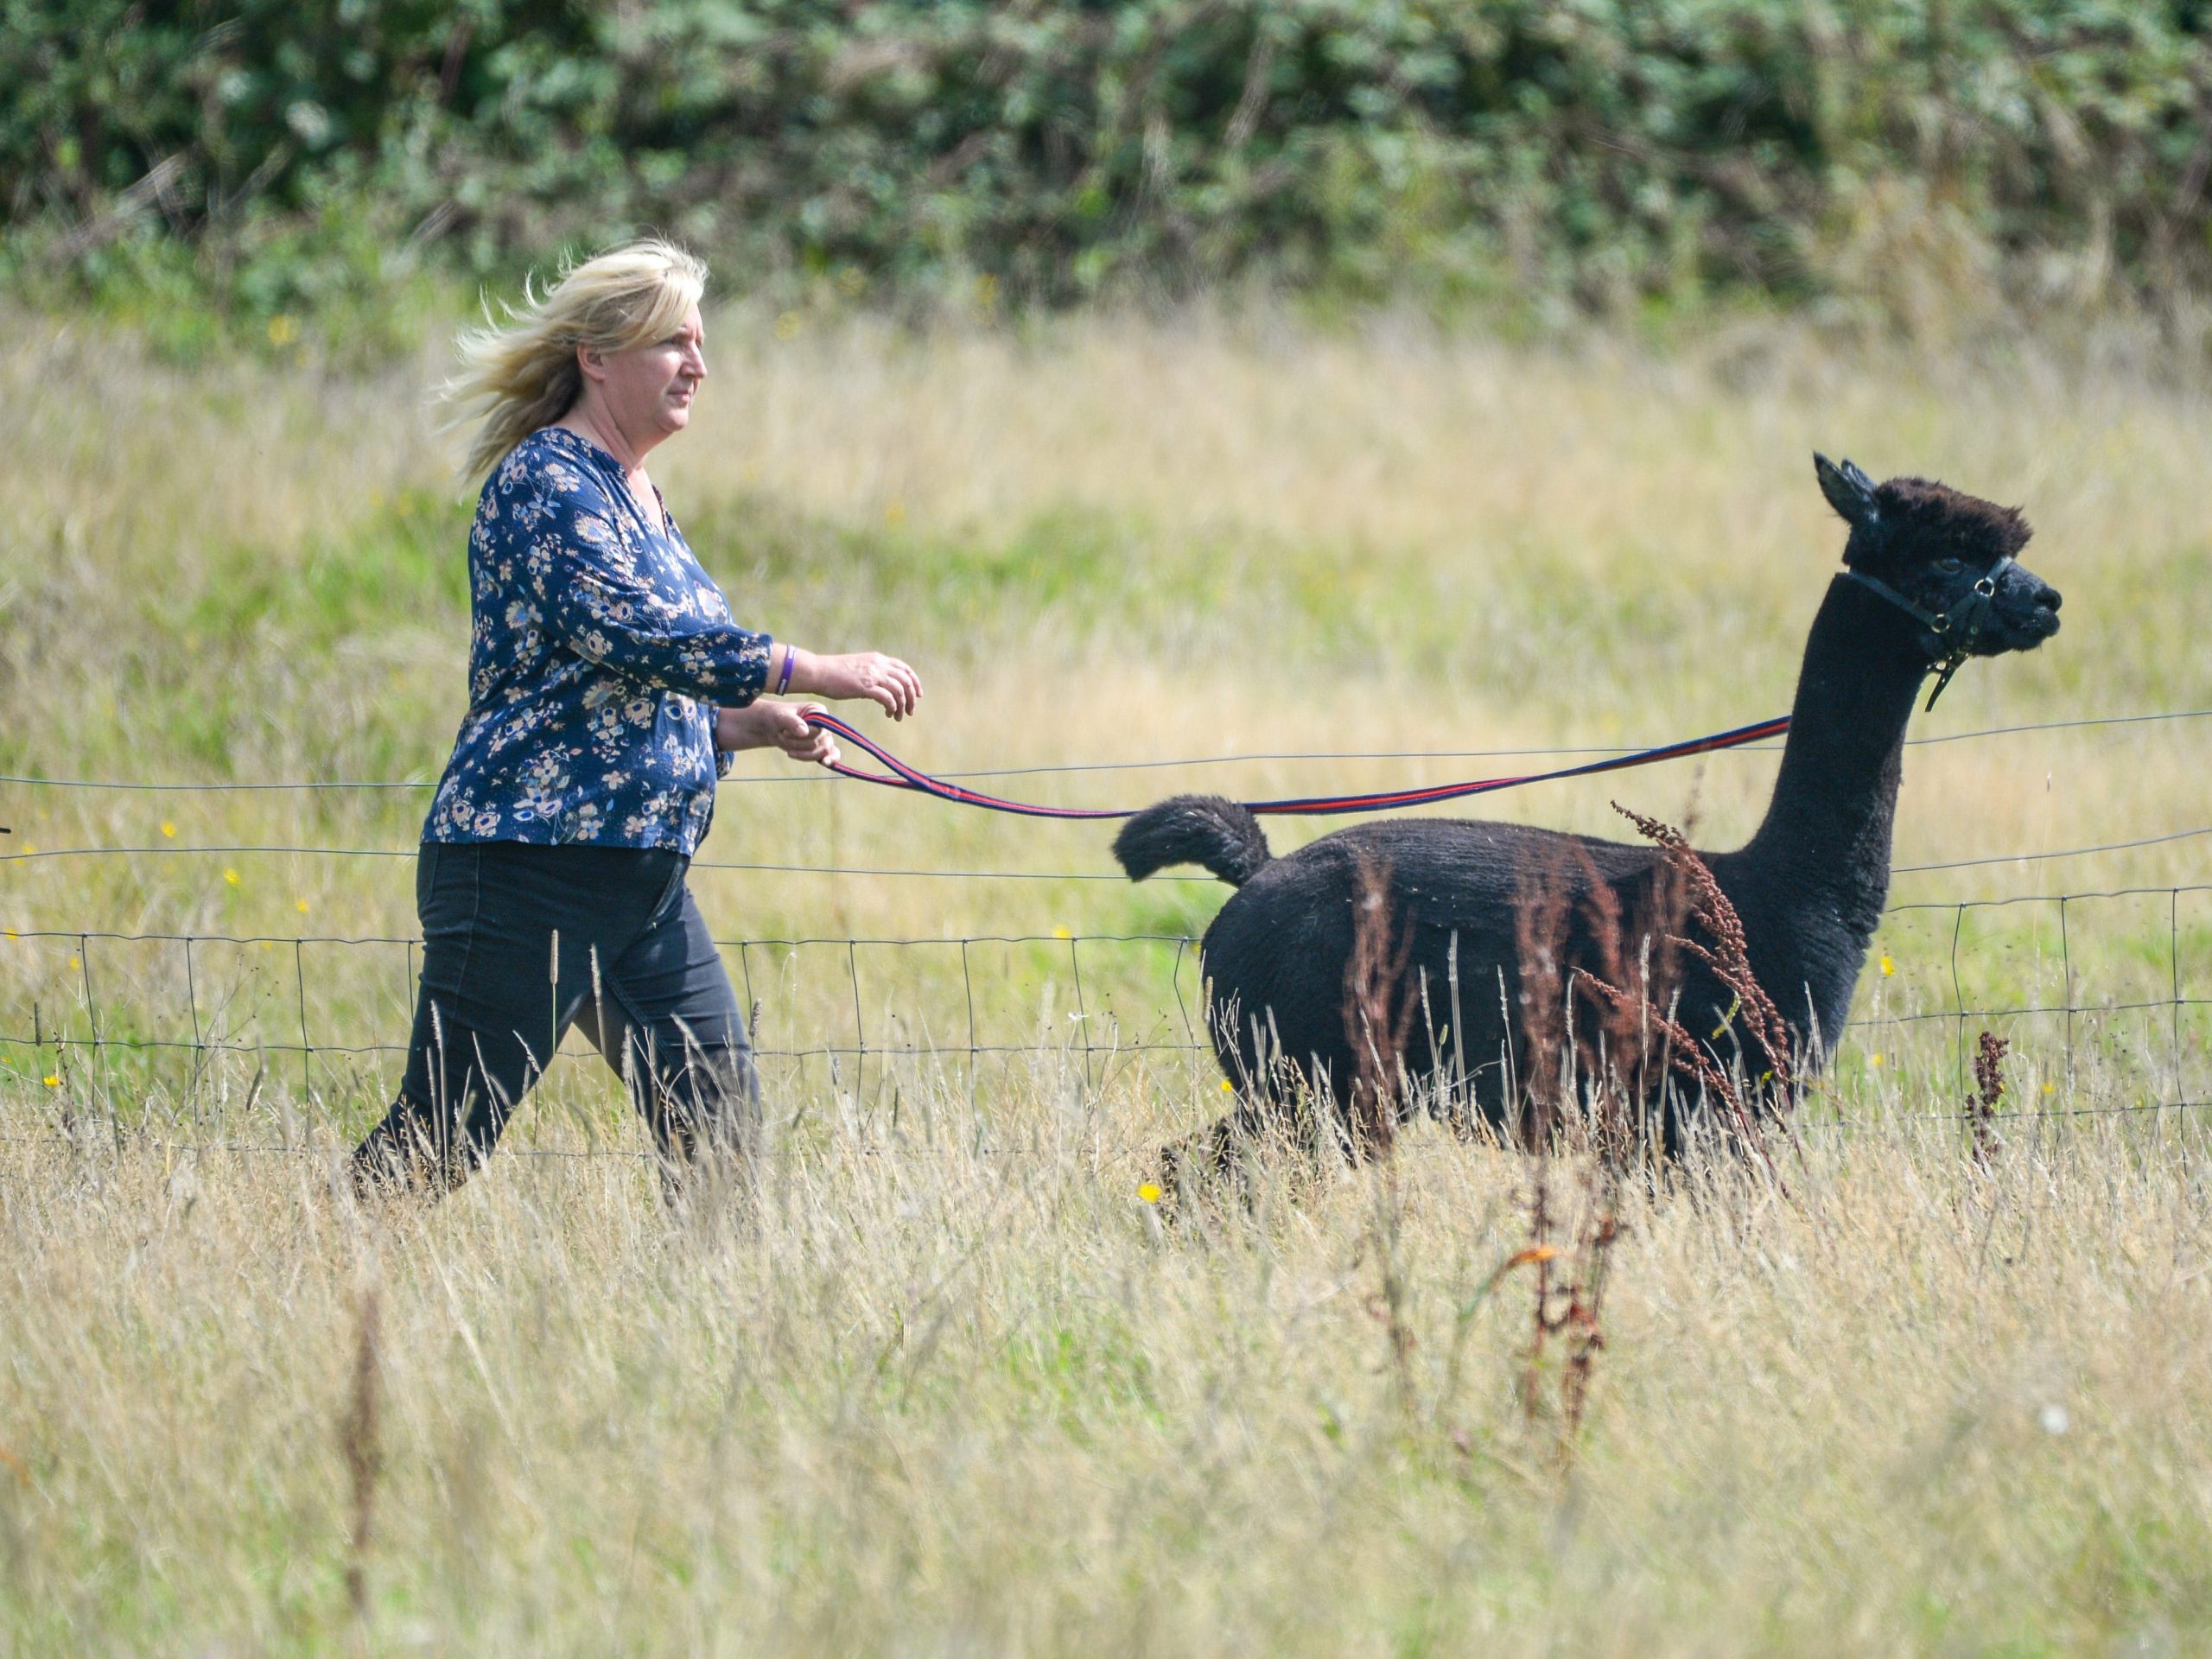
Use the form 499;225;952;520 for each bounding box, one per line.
353;240;921;1193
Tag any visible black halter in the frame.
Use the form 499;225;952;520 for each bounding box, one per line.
1845;555;2014;711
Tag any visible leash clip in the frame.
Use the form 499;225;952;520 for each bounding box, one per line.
1924;652;1968;711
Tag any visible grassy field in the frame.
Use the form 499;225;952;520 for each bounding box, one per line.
3;304;2211;1651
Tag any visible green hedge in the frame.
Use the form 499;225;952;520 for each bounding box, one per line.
7;0;2210;335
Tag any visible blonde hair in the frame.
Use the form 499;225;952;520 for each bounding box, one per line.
444;238;708;482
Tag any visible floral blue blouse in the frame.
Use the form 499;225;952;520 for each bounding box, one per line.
423;426;772;855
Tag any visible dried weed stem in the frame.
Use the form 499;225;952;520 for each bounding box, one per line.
341;1281;383;1622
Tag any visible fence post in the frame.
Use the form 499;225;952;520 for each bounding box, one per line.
2057;895;2075;1096
182;937;202;1049
77;933;105;1122
1948;906;1967;1100
735;940;764;1096
1069;936;1094;1093
848;941;867;1114
181;936;207;1119
1169;936;1195;1046
295;938;313;1103
960;938;979;1109
2171;887;2183;1110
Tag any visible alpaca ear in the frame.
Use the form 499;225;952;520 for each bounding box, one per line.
1813;453;1879;526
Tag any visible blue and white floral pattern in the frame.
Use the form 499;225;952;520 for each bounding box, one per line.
424;426;772;855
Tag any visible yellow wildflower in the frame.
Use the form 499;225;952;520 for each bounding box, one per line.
1137;1182;1161;1205
224;868;239;886
160;821;176;839
296;898;311;914
41;1075;60;1088
1879;954;1894;976
1052;925;1071;939
1868;1052;1884;1068
1220;1078;1233;1092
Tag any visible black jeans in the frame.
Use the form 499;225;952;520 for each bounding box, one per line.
351;842;757;1193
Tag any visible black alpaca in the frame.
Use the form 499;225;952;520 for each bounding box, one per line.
1115;456;2062;1164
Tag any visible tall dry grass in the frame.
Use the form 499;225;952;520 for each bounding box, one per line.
3;1080;2210;1652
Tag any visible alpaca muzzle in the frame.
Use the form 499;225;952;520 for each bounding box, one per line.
1844;554;2016;709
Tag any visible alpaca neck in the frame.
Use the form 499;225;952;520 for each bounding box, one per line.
1738;574;1930;935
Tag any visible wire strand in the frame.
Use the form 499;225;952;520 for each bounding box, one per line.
9;823;2211;879
4;706;2205;792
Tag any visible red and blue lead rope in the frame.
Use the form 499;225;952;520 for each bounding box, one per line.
798;711;1794;821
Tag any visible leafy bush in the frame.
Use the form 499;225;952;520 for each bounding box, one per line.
6;0;2210;338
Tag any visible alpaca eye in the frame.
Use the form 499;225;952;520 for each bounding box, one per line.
1936;557;1964;574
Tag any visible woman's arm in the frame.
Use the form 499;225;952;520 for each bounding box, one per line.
763;644;923;720
512;454;920;721
537;550;772;704
523;484;772;705
714;644;926;769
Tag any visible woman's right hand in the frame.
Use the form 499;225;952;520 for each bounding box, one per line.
788;648;923;720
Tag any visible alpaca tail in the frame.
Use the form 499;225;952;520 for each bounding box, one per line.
1113;795;1273;887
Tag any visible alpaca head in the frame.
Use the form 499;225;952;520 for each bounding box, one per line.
1814;454;2062;658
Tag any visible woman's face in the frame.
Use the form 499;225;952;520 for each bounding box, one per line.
588;304;707;448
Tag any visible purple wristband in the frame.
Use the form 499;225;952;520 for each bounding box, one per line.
775;647;795;696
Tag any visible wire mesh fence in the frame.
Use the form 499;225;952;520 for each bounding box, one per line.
0;924;1209;1113
4;884;2209;1139
7;702;2209;1148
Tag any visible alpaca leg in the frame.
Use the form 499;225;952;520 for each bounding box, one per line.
1158;1088;1319;1207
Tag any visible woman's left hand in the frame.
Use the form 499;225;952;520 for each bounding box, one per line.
715;702;840;766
